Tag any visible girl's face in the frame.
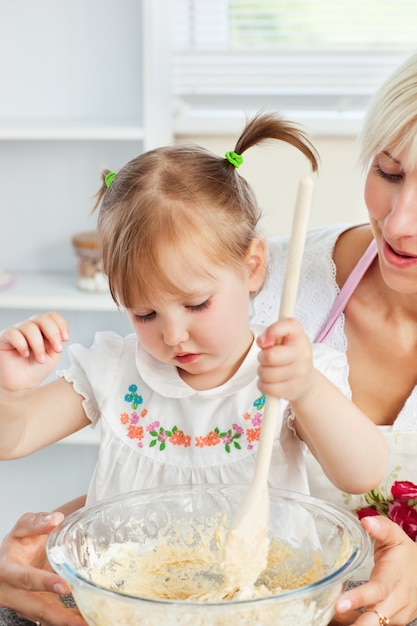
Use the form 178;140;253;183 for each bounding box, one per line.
365;149;417;294
126;242;266;390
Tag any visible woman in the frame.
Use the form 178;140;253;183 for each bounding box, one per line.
2;52;417;626
251;51;417;625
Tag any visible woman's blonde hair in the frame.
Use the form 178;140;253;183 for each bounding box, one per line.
360;52;417;170
93;112;319;308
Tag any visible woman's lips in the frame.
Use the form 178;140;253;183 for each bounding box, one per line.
383;239;417;268
174;353;200;364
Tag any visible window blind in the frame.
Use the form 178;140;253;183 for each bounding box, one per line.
172;0;417;134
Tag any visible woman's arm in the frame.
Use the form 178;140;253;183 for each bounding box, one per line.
333;515;417;626
0;496;88;626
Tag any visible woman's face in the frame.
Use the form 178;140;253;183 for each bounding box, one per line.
365;149;417;294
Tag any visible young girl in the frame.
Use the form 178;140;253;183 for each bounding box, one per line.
0;113;386;507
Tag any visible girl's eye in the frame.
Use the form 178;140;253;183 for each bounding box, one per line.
187;299;211;312
373;164;404;183
133;311;156;323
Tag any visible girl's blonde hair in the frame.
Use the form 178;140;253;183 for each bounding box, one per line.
93;112;319;308
360;52;417;170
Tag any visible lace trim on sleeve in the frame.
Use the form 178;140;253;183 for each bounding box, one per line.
251;225;349;345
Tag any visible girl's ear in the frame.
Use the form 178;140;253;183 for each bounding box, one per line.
246;237;267;293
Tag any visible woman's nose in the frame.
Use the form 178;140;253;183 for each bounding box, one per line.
385;183;417;237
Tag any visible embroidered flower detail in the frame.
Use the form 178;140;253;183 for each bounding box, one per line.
124;384;143;409
130;412;139;424
170;428;191;447
195;426;242;453
246;427;261;443
196;431;221;448
356;479;417;541
126;424;144;441
149;425;190;451
120;385;266;454
254;395;265;409
120;412;129;425
251;412;262;427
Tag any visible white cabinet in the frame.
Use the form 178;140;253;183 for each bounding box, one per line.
0;0;172;538
0;0;171;274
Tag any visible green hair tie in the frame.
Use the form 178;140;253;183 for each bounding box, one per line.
105;171;117;188
225;151;243;168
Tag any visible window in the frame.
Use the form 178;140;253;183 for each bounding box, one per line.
172;0;417;135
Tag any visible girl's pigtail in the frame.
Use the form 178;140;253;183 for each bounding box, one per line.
234;112;319;173
91;168;115;214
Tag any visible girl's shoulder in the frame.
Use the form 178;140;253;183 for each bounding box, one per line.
63;331;137;384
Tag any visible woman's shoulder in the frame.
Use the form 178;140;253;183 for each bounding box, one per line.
267;222;373;281
253;224;370;335
333;224;373;287
267;223;352;261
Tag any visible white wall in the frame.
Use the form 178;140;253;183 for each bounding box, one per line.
176;133;369;237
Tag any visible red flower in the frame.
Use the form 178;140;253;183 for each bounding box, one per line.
388;500;417;541
357;507;379;520
391;480;417;501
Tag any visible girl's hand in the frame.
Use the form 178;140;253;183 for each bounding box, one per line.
0;511;87;626
333;515;417;625
0;311;69;392
256;318;314;401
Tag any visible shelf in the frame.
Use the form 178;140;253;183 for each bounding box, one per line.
0;272;120;312
0;125;145;141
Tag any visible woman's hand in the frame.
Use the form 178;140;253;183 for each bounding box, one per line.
333;515;417;625
0;510;87;626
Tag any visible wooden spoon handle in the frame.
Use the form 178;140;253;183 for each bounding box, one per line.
253;176;314;487
278;176;314;319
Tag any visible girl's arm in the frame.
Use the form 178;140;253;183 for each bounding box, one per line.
289;367;387;492
257;318;388;493
0;312;90;459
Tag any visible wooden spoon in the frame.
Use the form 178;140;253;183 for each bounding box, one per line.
220;176;314;593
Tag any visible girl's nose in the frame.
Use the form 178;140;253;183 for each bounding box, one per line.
162;319;189;347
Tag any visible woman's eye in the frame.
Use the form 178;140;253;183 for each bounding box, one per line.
373;164;404;183
187;299;210;312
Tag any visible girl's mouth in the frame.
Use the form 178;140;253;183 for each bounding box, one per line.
174;353;200;364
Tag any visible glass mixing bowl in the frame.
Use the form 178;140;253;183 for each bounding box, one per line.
47;484;369;626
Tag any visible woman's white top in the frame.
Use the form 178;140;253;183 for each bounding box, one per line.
252;224;417;576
